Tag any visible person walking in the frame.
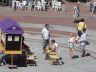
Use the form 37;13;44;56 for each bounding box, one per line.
92;0;96;14
42;24;50;53
78;29;87;57
90;1;93;13
73;4;80;23
76;18;87;38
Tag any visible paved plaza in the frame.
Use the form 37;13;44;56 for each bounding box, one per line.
0;1;96;72
0;23;96;72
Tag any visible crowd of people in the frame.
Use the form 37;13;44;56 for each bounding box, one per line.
12;0;63;11
73;0;96;23
0;20;89;65
41;18;88;60
11;0;96;22
68;18;87;59
0;0;93;66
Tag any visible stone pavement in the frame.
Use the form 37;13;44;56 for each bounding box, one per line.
21;23;96;54
0;2;96;72
0;23;96;72
0;2;96;30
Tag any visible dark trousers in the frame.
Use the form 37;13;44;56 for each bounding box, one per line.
81;49;85;57
78;30;82;37
43;39;49;50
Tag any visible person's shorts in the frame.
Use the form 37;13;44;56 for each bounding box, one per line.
68;42;74;48
80;41;86;47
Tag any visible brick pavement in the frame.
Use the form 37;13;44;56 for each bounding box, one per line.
0;2;96;30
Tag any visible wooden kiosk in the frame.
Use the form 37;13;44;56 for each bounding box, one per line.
0;18;26;68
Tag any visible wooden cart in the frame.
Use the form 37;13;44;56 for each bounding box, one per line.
26;49;37;66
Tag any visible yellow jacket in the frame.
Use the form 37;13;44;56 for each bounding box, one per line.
77;22;87;30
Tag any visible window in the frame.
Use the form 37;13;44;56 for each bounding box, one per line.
8;36;12;41
6;35;21;51
14;36;19;41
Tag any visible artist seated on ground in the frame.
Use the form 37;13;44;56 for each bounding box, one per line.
45;39;58;60
45;39;58;53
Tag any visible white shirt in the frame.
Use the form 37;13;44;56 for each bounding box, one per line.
54;43;58;52
37;1;41;7
79;33;86;41
54;43;58;47
73;6;80;14
22;1;27;6
93;2;96;7
50;43;58;52
42;28;50;39
68;37;75;43
16;1;19;6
